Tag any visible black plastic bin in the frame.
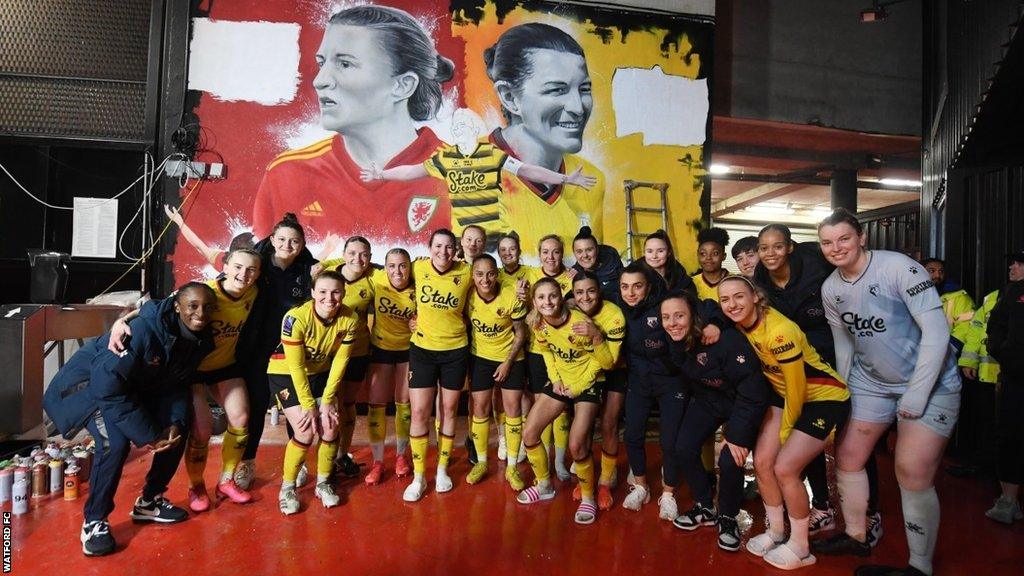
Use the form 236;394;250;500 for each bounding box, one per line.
26;250;70;304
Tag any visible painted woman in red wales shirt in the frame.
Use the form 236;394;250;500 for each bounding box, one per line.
253;5;454;247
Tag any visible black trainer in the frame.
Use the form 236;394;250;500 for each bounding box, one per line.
130;494;189;523
336;452;361;478
866;511;883;548
673;502;717;531
465;435;478;466
81;520;116;557
811;532;871;557
717;515;741;551
854;565;927;576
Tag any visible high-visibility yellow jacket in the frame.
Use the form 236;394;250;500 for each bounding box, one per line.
942;289;976;345
958;290;1000;383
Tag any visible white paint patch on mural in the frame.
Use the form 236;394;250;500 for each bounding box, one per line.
611;66;708;147
188;19;302;105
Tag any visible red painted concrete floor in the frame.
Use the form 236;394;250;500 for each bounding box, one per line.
8;436;1024;576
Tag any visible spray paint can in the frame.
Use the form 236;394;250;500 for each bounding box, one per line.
64;464;80;501
0;467;12;505
270;405;280;427
49;459;63;495
13;465;28;485
31;461;48;497
12;478;29;515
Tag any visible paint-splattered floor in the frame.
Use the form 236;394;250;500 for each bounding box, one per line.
8;421;1023;576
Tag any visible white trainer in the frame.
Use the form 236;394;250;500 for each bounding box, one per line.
622;484;650;511
658;492;678;521
315;482;340;508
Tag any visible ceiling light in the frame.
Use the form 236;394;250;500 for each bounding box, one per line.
709;164;731;175
878;178;922;188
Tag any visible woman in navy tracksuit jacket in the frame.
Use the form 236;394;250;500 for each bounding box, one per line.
661;289;768;551
43;283;215;557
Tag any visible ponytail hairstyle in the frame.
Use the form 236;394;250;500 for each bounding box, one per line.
328;5;454;121
483;23;585;124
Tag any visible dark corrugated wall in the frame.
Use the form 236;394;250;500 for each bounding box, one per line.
923;1;1024;299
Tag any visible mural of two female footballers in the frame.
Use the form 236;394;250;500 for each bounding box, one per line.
176;0;712;282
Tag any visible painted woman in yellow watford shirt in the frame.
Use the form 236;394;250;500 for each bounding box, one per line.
267;271;357;515
516;277;619;527
717;276;850;570
360;119;596;245
465;254;528;490
403;229;472;503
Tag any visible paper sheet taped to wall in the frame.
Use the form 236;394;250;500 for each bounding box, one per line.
72;197;118;258
611;66;708;147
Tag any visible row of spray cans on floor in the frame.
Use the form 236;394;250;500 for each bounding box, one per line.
0;440;94;515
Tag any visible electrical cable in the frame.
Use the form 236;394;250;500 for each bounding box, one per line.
93;177;204;299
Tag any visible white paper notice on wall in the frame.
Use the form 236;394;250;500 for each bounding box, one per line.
72;197;118;259
188;18;302;105
611;66;709;147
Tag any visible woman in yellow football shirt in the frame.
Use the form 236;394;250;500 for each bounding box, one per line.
269;271;358;514
404;229;473;502
321;236;376;479
110;248;262;510
364;248;416;485
520;234;575;480
692;227;730;301
717;276;850;571
516;278;619;525
465;254;529;488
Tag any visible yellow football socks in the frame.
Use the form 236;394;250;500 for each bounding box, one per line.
317;438;339;483
282;438;310;486
575;455;595;499
185;437;209;487
220;426;248;482
368;404;387;462
526;442;550;483
410;434;428;476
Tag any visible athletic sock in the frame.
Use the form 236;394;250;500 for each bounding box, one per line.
700;435;716;472
438;433;454;468
317;438;339;483
576;455;595;499
410;434;428;476
600;450;618;484
185;437;209;487
368;404;386;462
283;439;310;484
553;411;570;455
901;486;939;575
395;402;411;455
837;468;870;540
541;423;553;453
525;442;550;483
788;514;810;558
339;403;357;454
471;417;490;464
220;426;248;483
765;503;786;541
495;410;506;438
505;415;523;463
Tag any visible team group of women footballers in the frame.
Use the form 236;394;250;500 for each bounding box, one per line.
98;208;956;576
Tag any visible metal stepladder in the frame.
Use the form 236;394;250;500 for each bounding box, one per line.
624;179;669;262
